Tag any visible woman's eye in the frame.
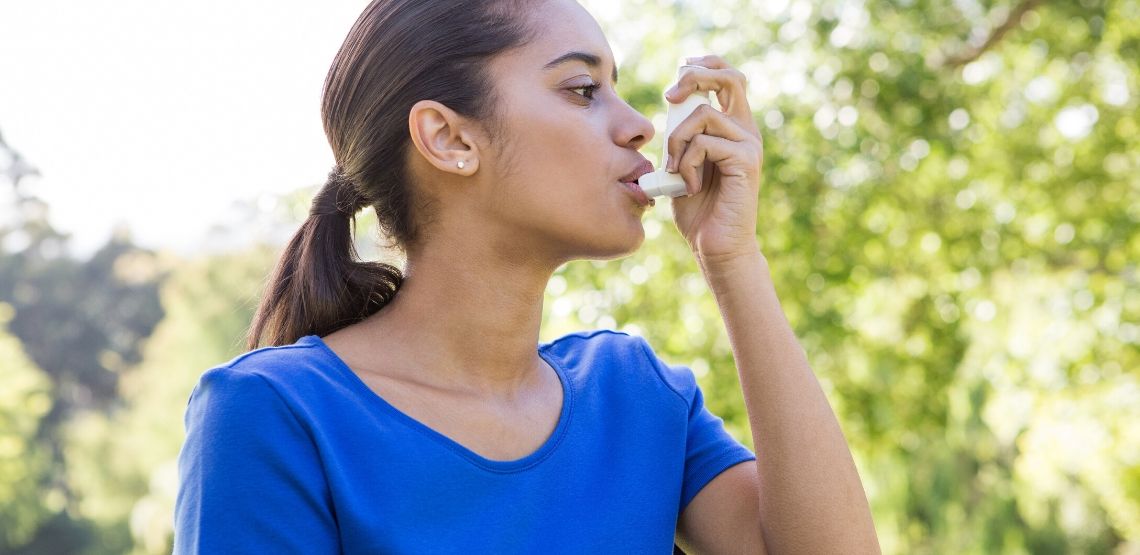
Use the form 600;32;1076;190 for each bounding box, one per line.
569;83;601;100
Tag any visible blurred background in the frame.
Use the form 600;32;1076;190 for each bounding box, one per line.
0;0;1136;553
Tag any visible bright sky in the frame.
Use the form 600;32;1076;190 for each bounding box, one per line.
0;0;372;257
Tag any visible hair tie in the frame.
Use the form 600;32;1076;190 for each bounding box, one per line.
310;166;366;218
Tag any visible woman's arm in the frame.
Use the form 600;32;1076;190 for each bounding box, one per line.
661;54;880;553
701;245;880;554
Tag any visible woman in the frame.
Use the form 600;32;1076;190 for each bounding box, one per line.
174;0;880;552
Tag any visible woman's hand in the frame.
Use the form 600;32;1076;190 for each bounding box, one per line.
663;55;764;269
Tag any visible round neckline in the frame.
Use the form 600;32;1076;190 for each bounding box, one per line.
300;334;574;473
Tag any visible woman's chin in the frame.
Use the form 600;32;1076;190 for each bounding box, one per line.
589;221;646;260
561;199;649;260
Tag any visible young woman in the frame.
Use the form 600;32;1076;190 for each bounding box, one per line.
174;0;880;552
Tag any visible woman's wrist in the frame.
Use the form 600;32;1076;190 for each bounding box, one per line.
696;243;769;293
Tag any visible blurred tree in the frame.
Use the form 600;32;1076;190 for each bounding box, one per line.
61;245;278;554
0;150;166;414
0;305;55;551
0;130;166;552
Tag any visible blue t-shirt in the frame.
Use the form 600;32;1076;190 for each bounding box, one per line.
174;329;756;554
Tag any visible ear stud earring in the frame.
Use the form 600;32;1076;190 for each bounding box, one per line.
457;160;466;169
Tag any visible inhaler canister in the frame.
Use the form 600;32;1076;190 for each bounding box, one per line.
638;65;711;198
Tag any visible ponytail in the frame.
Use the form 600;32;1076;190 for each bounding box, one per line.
246;167;402;349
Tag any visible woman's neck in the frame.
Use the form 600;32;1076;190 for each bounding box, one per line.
355;242;558;401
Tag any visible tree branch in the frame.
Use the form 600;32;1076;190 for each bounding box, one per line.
942;0;1045;68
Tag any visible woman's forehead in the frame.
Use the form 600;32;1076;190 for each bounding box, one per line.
514;0;614;75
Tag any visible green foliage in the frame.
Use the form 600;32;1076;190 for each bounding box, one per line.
59;247;278;554
0;305;54;551
0;130;167;553
0;228;166;414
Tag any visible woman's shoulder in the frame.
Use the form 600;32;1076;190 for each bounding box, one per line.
541;328;701;407
541;328;654;375
541;327;646;354
206;335;330;381
188;336;349;411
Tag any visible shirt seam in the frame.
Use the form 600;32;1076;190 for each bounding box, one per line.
220;342;317;372
635;337;691;410
544;327;631;349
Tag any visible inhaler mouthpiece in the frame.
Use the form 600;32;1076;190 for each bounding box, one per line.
638;65;711;198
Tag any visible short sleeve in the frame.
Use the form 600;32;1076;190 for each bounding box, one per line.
174;367;339;555
679;380;756;511
637;338;757;513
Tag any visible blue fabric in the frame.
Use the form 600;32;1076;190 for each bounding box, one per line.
174;329;756;554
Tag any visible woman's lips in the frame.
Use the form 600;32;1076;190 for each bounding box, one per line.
619;180;654;207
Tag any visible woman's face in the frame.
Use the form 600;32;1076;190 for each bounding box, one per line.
474;0;656;263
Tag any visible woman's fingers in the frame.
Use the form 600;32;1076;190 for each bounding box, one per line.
676;133;762;196
666;63;757;133
658;54;764;196
666;103;754;172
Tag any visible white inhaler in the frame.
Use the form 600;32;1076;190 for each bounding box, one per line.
638;65;711;198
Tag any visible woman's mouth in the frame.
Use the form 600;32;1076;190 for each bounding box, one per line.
619;180;654;207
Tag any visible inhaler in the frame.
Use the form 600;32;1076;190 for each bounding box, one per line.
637;65;711;198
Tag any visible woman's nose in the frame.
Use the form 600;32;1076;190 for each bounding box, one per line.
617;101;655;150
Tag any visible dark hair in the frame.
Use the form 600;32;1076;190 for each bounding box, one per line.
246;0;536;349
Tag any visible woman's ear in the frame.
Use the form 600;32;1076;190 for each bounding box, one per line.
408;100;480;176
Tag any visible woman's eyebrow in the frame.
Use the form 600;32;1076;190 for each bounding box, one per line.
543;51;619;84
